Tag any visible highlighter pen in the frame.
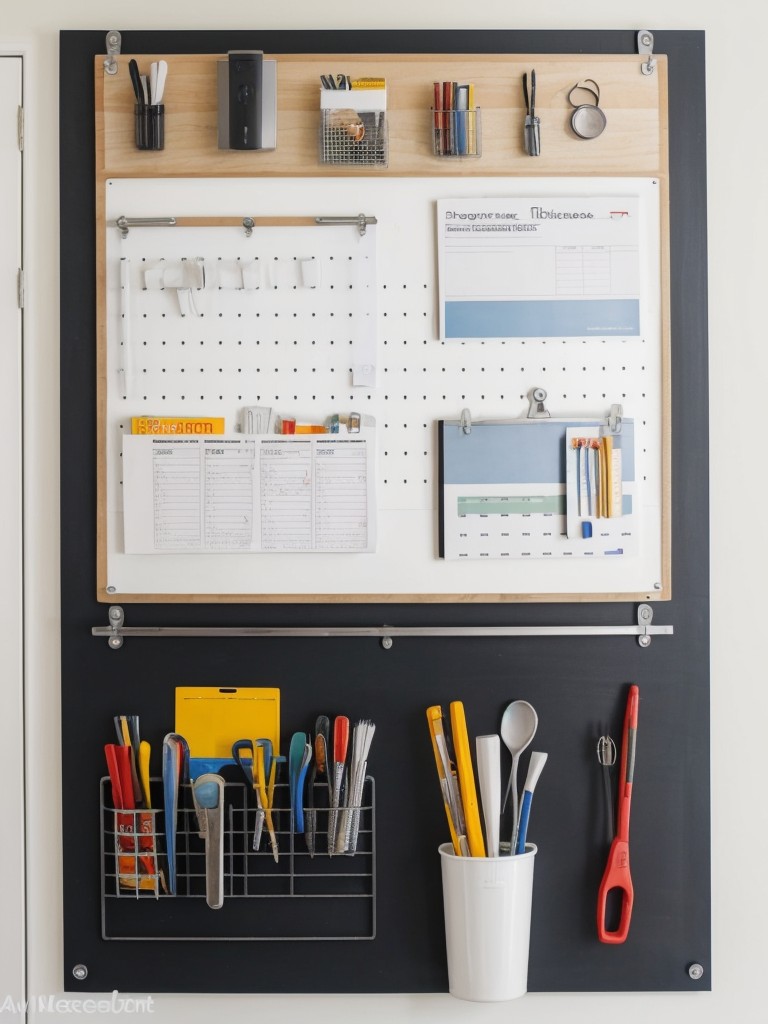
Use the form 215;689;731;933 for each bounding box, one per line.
449;701;486;857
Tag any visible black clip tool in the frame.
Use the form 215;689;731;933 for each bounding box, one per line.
523;70;540;156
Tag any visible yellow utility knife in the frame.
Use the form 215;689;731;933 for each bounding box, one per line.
426;705;468;856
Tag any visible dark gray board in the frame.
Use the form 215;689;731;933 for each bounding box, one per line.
60;29;709;993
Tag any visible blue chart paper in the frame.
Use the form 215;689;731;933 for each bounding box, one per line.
439;420;636;560
437;196;641;340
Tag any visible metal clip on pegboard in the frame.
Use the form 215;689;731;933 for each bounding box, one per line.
100;777;376;941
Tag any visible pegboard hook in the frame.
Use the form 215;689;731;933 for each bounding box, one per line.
608;403;624;433
527;387;550;419
104;31;121;76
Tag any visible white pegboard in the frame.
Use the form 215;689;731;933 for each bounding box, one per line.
104;177;663;598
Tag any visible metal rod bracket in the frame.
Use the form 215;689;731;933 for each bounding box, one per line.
104;31;121;76
637;603;654;647
637;30;657;76
107;606;124;649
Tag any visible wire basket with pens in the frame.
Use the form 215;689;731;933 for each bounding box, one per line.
431;81;481;158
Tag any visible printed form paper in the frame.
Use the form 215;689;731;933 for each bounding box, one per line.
123;434;376;553
437;196;641;339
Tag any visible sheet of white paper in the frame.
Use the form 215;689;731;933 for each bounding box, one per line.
437;195;641;340
123;433;376;554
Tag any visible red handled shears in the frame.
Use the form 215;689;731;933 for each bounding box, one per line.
597;684;639;943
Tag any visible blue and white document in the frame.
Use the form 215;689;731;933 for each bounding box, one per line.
437;196;640;340
439;419;636;560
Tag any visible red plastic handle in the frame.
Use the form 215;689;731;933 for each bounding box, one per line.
333;716;350;765
597;684;639;944
597;837;634;943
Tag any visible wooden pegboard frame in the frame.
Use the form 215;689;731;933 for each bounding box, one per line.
95;53;670;603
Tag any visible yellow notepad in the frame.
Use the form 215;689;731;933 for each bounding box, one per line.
175;687;280;757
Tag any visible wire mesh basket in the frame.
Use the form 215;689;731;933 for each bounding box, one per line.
100;776;376;940
431;108;481;157
320;109;388;167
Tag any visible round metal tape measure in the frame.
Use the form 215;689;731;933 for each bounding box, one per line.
568;79;606;139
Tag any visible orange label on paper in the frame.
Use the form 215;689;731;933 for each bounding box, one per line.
131;417;225;435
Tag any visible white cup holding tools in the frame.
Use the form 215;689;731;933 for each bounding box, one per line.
439;843;536;1001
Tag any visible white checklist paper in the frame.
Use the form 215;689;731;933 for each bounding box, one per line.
123;433;376;554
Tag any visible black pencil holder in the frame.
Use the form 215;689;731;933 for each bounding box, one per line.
135;104;165;151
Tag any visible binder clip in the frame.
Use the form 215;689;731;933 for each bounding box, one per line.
568;79;607;139
523;70;540;156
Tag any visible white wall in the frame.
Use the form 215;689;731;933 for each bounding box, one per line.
8;1;766;1020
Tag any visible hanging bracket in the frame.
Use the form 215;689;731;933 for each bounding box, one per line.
107;606;124;649
637;30;657;76
608;403;624;434
104;31;122;77
636;603;655;647
527;386;550;419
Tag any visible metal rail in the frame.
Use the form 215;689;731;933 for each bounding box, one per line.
93;604;671;649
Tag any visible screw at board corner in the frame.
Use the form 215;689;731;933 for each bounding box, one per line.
688;963;704;981
72;964;88;981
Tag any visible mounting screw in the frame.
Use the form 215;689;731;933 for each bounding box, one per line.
72;964;88;981
381;636;393;650
106;586;117;593
688;963;704;981
638;634;652;648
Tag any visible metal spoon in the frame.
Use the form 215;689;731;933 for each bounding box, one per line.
499;701;538;853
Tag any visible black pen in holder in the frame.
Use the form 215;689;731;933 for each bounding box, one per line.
135;104;165;151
